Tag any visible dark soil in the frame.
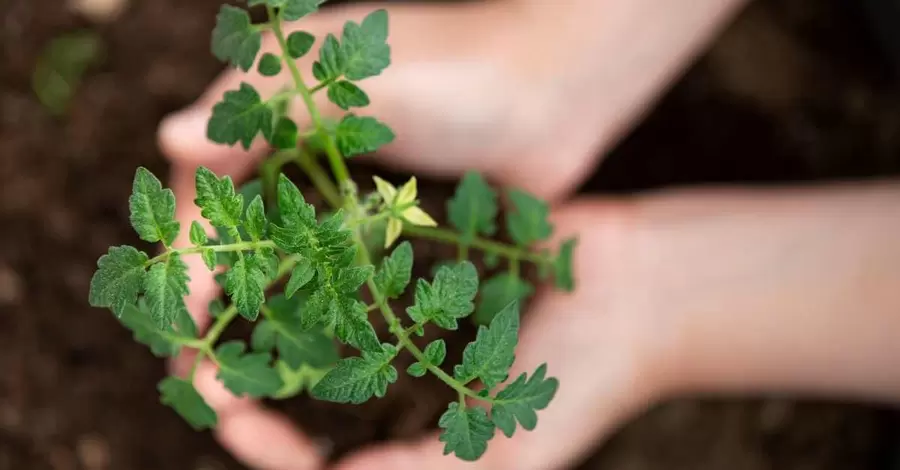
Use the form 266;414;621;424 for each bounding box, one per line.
2;0;900;469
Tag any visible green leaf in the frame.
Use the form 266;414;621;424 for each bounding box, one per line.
265;294;339;369
327;80;370;110
129;167;179;246
174;306;199;339
313;34;343;81
285;259;315;297
145;252;190;329
257;52;282;76
406;362;427;377
211;5;261;72
89;245;148;316
270;117;298;150
423;339;447;366
332;296;381;352
341;10;390;81
311;344;398;404
207;82;273;150
333;265;373;293
335;114;395;157
408;339;446;376
194;166;244;228
475;274;533;325
245;195;267;241
454;301;520;389
251;319;277;351
159;377;217;430
407;262;479;330
32;31;104;116
208;299;227;318
215;341;283;398
448;172;497;244
438;402;495;461
374;241;412;299
553;238;577;292
506;189;553;247
189;221;208;246
118;303;184;357
226;255;268;320
491;364;558;438
202;248;217;271
286;31;315;58
281;0;328;21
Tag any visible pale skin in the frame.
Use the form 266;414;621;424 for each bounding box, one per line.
156;0;900;468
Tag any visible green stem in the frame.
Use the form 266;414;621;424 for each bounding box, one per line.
294;149;342;208
351;228;493;404
309;77;337;94
261;150;298;204
268;7;351;190
402;226;553;266
147;240;277;266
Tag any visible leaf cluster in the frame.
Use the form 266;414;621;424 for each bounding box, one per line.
89;2;579;462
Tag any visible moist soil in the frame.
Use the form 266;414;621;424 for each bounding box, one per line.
2;0;900;469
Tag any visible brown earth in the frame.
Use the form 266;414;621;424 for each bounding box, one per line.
1;0;899;469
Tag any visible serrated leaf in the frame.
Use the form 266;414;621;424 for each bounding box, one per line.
195;166;244;228
491;364;558;437
225;255;267;320
265;295;339;368
158;377;217;430
506;189;552;247
313;34;343;81
129;167;179;246
285;259;315;297
553;238;577;292
189;221;208;246
89;245;148;316
202;248;217;271
257;52;282;76
448;172;497;244
332;296;380;352
438;402;495;461
341;10;390;80
475;274;533;325
270;117;298;149
145;253;190;329
215;341;283;398
327;80;370;110
406;261;478;330
454;301;520;389
244;195;267;241
118;303;184;357
333;265;373;293
286;31;315;58
335;114;394;157
311;344;398;403
374;241;412;298
207;82;273;150
174;306;199;339
211;5;261;72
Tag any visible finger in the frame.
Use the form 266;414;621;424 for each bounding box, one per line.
194;361;325;470
334;199;664;470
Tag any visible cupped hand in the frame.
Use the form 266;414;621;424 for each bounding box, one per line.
157;2;702;469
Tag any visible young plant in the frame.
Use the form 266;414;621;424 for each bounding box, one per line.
89;0;577;461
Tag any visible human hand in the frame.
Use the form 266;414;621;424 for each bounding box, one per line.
156;1;748;468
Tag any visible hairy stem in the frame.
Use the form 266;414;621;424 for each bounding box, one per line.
268;7;351;192
147;240;277;266
403;226;553;266
294;148;342;208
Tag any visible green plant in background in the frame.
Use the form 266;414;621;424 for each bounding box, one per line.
89;0;576;461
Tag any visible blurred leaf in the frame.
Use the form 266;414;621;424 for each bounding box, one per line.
32;31;104;115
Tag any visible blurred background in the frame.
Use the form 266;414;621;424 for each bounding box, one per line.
2;0;900;469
